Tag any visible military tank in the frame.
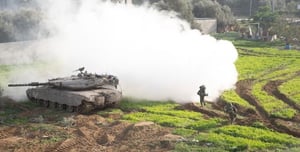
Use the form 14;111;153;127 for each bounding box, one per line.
8;67;122;114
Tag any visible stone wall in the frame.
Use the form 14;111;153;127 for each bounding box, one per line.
194;18;217;34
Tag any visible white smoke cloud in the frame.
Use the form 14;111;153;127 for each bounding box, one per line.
2;0;238;102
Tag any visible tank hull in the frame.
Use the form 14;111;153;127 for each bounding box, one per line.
26;87;122;113
8;67;122;113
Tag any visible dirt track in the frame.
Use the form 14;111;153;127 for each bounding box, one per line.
235;79;300;137
0;103;181;152
175;78;300;138
0;76;300;151
264;80;300;111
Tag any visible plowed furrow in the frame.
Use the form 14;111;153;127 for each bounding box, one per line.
235;79;300;137
264;80;300;112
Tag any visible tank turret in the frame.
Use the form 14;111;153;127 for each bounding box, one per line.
8;67;122;114
8;67;119;90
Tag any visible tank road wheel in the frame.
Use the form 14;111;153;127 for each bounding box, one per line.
62;104;67;110
57;104;64;111
32;98;38;104
43;100;50;107
26;94;35;101
66;105;75;112
73;106;78;113
38;100;44;106
49;102;58;109
78;101;94;114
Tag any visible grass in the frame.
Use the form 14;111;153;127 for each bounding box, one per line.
241;47;300;57
212;32;241;41
252;82;296;119
30;123;59;132
235;56;288;80
120;98;300;151
120;97;203;119
232;40;300;118
120;98;222;130
0;102;28;124
279;77;300;106
213;125;299;145
174;143;227;152
195;125;300;151
233;39;285;49
172;128;197;137
0;62;58;88
221;90;255;109
29;123;70;143
1;34;300;151
0;65;12;85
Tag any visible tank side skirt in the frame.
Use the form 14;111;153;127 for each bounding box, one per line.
26;87;122;114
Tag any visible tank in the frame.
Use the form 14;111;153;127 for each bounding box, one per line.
8;67;122;114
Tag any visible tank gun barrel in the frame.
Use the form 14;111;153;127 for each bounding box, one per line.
8;82;49;87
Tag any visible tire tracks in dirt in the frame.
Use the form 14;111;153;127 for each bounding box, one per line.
235;79;300;137
263;71;300;113
178;103;228;119
180;102;260;127
263;80;300;112
236;80;270;122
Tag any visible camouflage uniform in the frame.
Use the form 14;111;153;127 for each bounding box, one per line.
197;85;208;107
224;102;237;124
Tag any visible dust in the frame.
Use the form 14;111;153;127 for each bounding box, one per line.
1;0;238;102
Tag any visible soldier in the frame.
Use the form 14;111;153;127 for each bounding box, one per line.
224;102;237;124
197;85;208;107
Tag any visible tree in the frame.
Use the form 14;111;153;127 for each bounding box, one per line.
0;11;14;42
0;8;44;42
286;0;300;17
153;0;194;23
253;6;278;36
216;0;287;17
192;0;235;32
272;17;300;44
12;8;43;41
131;0;236;32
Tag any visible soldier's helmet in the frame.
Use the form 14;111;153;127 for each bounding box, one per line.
200;85;205;89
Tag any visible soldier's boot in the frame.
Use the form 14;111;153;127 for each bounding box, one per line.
229;114;236;124
229;115;234;124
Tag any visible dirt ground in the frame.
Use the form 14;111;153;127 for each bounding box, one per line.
0;98;184;152
0;78;299;151
235;79;300;137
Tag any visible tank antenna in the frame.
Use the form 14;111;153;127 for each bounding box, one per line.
74;67;85;73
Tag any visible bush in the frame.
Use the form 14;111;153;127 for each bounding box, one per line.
0;8;44;42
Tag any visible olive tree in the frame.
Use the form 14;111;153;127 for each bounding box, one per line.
0;11;14;42
152;0;194;23
192;0;235;32
273;18;300;44
12;9;43;41
253;6;278;35
0;8;44;42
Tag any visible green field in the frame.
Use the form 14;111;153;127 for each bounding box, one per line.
112;99;299;151
219;33;300;119
1;33;300;151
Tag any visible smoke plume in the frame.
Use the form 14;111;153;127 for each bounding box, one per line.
2;0;238;102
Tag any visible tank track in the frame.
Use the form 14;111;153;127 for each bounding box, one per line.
28;96;95;114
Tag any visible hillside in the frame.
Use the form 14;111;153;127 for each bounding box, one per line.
0;35;300;151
